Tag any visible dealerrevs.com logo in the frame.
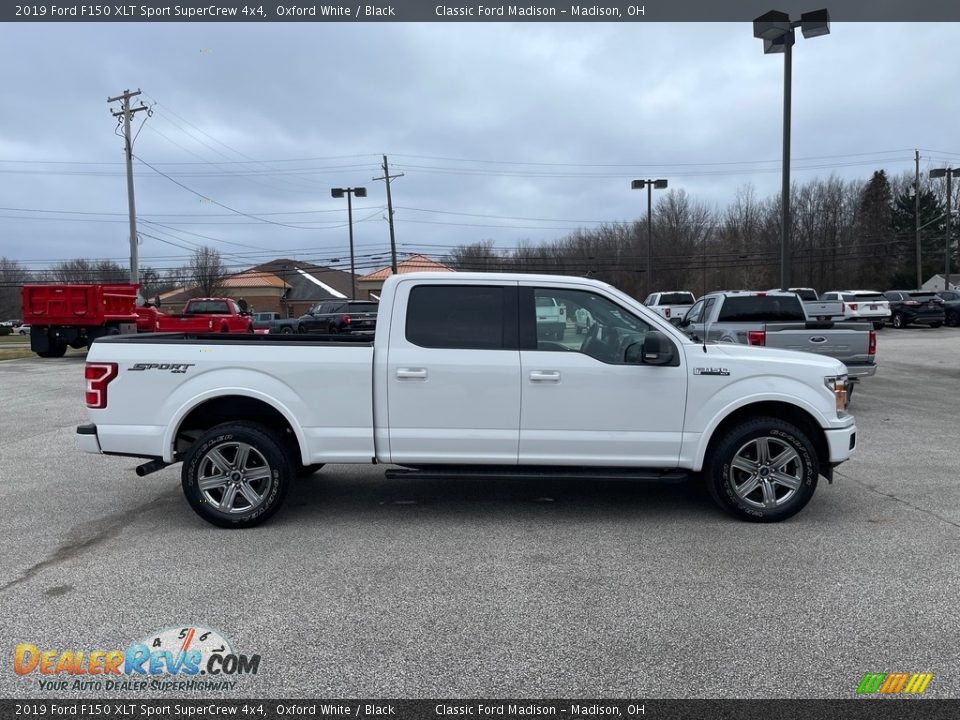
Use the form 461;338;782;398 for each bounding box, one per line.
856;672;933;696
14;626;261;692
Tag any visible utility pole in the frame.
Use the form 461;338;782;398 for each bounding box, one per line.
108;89;150;285
374;155;403;273
930;167;960;293
915;149;921;290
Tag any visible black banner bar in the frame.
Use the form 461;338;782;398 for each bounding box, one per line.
1;700;959;720
3;0;960;22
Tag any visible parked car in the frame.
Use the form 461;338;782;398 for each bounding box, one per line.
300;300;378;334
17;324;31;335
643;291;696;324
535;295;567;339
820;290;891;329
883;291;945;328
252;312;304;334
935;290;960;327
574;307;595;334
78;271;857;527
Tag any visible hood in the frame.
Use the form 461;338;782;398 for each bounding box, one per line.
689;342;847;376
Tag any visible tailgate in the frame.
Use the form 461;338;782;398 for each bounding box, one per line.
764;324;872;364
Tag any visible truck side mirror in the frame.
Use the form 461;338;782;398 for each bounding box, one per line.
639;330;676;366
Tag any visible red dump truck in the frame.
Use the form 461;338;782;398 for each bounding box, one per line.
21;285;253;357
20;283;140;357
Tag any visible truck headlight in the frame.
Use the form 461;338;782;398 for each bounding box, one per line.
824;375;848;417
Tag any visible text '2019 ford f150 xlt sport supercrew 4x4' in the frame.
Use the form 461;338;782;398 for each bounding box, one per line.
77;273;857;527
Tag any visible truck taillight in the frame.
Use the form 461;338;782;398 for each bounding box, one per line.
665;308;671;318
847;303;858;311
747;330;766;346
85;362;118;409
342;314;351;326
868;329;876;356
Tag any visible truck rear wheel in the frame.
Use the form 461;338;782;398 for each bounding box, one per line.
37;341;67;358
706;417;818;522
181;422;294;528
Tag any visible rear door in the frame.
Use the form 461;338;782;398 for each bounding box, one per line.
385;282;521;464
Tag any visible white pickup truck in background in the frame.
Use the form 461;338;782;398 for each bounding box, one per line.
643;291;696;324
78;273;857;528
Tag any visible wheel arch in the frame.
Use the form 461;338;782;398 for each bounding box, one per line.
696;400;829;477
166;392;306;466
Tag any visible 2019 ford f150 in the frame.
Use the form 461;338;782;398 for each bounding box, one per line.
77;273;857;528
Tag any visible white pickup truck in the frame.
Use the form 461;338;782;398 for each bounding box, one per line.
77;272;857;528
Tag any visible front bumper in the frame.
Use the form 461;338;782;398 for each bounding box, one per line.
824;421;857;463
76;423;102;454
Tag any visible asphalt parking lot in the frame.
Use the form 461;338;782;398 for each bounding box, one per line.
1;328;959;699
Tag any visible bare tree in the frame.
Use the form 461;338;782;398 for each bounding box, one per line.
189;247;228;297
0;257;28;320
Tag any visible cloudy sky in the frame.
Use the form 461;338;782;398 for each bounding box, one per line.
1;20;958;278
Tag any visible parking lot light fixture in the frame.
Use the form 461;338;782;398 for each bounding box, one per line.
631;179;669;298
753;8;830;290
331;186;367;299
929;169;959;292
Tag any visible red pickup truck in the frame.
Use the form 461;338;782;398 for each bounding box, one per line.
137;298;254;334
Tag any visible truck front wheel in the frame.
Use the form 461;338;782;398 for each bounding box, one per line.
706;417;818;523
181;422;294;528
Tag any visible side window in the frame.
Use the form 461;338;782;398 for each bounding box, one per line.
684;299;706;324
406;285;510;350
531;288;651;364
643;294;657;306
702;297;717;320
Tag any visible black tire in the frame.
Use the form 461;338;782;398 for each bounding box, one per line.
37;341;67;358
872;322;884;330
298;463;325;478
181;422;294;528
328;325;339;334
946;310;960;327
929;322;942;329
892;312;906;328
706;417;819;523
297;325;306;334
280;326;293;335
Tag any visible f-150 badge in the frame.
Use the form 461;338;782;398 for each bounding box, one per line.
694;367;730;376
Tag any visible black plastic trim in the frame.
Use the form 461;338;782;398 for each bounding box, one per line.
76;423;97;435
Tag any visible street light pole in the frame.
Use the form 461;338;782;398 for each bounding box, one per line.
331;186;368;299
780;31;793;291
630;178;668;298
753;8;830;291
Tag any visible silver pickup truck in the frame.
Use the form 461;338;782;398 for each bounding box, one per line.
678;291;877;388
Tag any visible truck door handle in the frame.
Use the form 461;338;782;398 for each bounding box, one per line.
396;368;427;379
529;370;561;382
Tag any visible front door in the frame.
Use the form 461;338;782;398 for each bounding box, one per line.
518;285;687;467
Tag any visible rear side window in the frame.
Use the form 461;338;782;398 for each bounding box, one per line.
718;296;805;322
346;302;379;313
659;292;695;305
406;285;511;350
793;289;818;301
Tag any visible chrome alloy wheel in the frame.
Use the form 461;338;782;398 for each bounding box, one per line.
196;441;273;514
729;436;803;509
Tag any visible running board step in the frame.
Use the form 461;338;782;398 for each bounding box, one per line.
384;466;688;483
